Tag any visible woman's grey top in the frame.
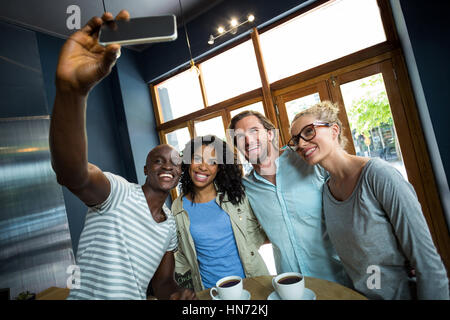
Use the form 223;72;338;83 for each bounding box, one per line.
323;158;449;300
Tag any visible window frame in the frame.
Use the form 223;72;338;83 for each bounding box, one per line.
149;0;450;272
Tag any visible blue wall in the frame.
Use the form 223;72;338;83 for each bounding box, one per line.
115;49;160;185
398;0;450;186
0;21;48;117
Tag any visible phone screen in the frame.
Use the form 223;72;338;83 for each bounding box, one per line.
99;15;177;45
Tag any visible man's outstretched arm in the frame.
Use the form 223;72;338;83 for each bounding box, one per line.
49;11;129;206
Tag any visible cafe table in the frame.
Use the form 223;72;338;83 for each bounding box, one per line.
36;275;366;300
196;275;367;300
36;287;70;300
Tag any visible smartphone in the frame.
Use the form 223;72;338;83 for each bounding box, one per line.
98;15;177;46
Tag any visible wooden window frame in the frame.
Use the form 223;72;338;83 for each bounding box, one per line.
274;80;332;148
148;0;450;272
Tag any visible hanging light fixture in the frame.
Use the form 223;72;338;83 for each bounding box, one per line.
179;0;200;77
208;14;255;45
189;59;200;76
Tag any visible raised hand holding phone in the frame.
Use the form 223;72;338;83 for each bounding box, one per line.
98;15;177;46
50;10;132;211
56;10;130;95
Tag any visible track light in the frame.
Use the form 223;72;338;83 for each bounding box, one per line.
208;35;214;45
207;13;255;45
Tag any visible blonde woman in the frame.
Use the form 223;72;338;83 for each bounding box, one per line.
288;101;448;300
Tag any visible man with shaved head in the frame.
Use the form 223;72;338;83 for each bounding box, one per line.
49;10;196;300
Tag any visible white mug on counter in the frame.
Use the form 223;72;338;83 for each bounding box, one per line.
272;272;305;300
210;275;243;300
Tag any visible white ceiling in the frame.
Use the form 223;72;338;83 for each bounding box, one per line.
0;0;223;39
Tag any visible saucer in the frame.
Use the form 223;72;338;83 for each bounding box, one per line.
212;289;251;300
267;288;316;300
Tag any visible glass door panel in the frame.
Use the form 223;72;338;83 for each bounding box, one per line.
272;59;446;273
285;93;321;124
275;81;330;145
339;73;407;180
331;60;449;268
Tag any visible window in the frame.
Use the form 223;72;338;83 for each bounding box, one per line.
165;127;191;153
340;73;407;179
194;116;226;140
230;101;266;118
201;40;262;106
156;69;204;122
259;0;386;82
285;93;321;124
150;1;448;272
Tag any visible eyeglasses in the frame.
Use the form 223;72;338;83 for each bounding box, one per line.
284;121;331;151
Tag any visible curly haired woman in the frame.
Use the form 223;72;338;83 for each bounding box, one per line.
172;135;269;293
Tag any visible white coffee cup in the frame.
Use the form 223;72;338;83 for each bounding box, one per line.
272;272;305;300
210;276;243;300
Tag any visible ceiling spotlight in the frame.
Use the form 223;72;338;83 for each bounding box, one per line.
207;13;255;45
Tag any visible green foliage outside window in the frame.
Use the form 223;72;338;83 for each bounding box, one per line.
348;74;393;138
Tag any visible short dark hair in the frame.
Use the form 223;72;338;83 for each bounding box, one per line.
228;110;278;147
229;110;276;132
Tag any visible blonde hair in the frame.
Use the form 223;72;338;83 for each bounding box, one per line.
291;100;347;148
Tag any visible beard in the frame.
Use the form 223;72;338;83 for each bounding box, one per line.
246;143;270;165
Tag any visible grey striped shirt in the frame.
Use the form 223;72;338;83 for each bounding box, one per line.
68;172;178;300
